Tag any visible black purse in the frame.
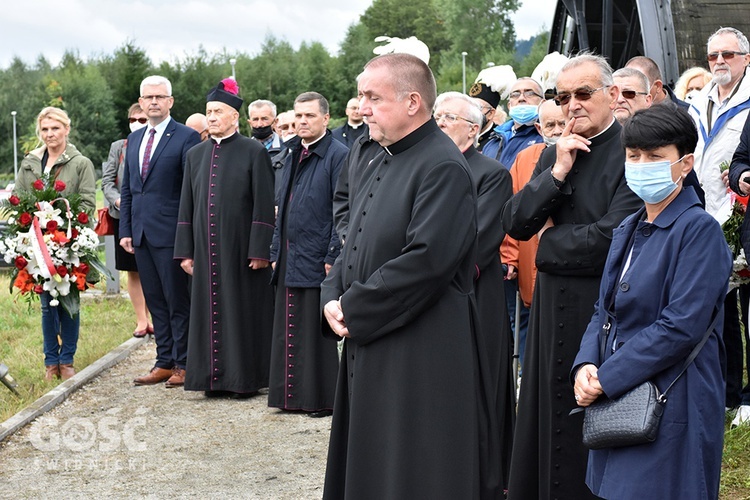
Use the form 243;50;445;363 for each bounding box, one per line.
579;310;717;449
574;227;719;449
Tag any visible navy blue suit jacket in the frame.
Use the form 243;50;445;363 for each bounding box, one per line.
120;117;201;248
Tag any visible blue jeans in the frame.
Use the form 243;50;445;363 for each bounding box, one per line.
41;292;80;366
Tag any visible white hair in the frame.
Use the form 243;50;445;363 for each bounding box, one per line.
140;75;172;96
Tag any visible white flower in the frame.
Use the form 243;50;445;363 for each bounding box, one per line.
49;299;59;306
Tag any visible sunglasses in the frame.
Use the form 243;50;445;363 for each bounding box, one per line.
129;117;148;124
707;51;747;62
620;90;649;99
553;86;609;106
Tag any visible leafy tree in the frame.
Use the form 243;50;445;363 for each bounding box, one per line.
97;41;152;135
360;0;450;70
436;0;520;69
0;58;47;174
332;23;375;116
168;47;225;123
515;31;551;78
55;62;118;169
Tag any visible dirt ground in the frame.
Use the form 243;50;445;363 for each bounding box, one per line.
0;341;330;499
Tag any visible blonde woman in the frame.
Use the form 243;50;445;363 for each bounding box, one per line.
675;67;712;101
16;107;96;380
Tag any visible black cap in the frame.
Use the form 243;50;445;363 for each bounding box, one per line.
206;78;243;111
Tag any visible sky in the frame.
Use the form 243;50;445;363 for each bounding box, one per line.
0;0;558;69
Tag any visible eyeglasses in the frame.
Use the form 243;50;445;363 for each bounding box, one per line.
140;95;171;101
508;89;543;100
434;113;475;124
553;86;609;106
707;51;747;62
620;90;649;99
128;117;148;124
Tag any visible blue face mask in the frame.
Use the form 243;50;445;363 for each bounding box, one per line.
509;105;539;126
624;157;684;204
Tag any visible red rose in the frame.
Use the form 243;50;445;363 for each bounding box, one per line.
77;212;89;224
8;195;20;206
56;265;68;277
14;256;28;270
71;228;79;239
78;263;90;274
33;284;44;294
32;179;44;190
54;180;66;192
18;212;32;226
46;220;59;232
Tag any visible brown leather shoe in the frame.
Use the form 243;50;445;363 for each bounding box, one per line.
133;367;173;386
45;364;60;381
59;364;75;380
165;367;186;388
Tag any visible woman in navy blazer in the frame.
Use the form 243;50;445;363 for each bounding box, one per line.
572;105;731;499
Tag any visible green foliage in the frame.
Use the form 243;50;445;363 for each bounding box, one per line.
515;31;552;78
96;41;153;135
436;0;519;69
0;4;553;176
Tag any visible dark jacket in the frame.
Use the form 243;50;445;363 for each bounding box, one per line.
271;131;347;287
331;122;368;149
729;111;750;257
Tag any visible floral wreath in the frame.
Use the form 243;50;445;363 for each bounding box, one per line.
0;174;109;316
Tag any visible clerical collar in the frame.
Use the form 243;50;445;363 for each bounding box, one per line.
212;131;237;144
587;118;616;140
383;119;437;156
348;122;364;129
301;132;325;149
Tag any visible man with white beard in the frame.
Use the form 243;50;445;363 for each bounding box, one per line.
689;26;750;421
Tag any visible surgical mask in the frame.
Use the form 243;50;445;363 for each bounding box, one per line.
251;124;273;140
509;105;539;126
543;135;560;146
624;157;684;204
685;90;700;101
129;121;147;133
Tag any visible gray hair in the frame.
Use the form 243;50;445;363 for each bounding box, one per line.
434;91;483;125
248;99;277;118
613;67;650;92
140;75;172;96
560;53;614;88
708;27;750;53
514;77;544;96
294;92;329;115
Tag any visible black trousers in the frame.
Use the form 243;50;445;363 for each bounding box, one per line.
724;284;750;408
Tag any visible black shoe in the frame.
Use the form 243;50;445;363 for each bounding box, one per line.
308;409;333;418
204;390;231;398
228;391;259;400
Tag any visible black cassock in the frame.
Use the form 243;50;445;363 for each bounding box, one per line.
464;146;515;492
174;133;275;394
501;120;642;499
321;120;501;499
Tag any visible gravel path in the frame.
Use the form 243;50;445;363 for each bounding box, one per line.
0;341;330;499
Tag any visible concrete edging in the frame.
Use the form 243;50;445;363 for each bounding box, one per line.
0;336;146;442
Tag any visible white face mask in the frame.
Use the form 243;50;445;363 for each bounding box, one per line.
129;121;147;133
685;90;700;101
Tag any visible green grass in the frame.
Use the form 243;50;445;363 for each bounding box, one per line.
722;414;750;499
0;269;134;422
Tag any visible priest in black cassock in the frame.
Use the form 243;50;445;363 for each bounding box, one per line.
502;55;642;499
268;92;348;417
174;79;275;398
434;90;516;493
322;54;502;499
